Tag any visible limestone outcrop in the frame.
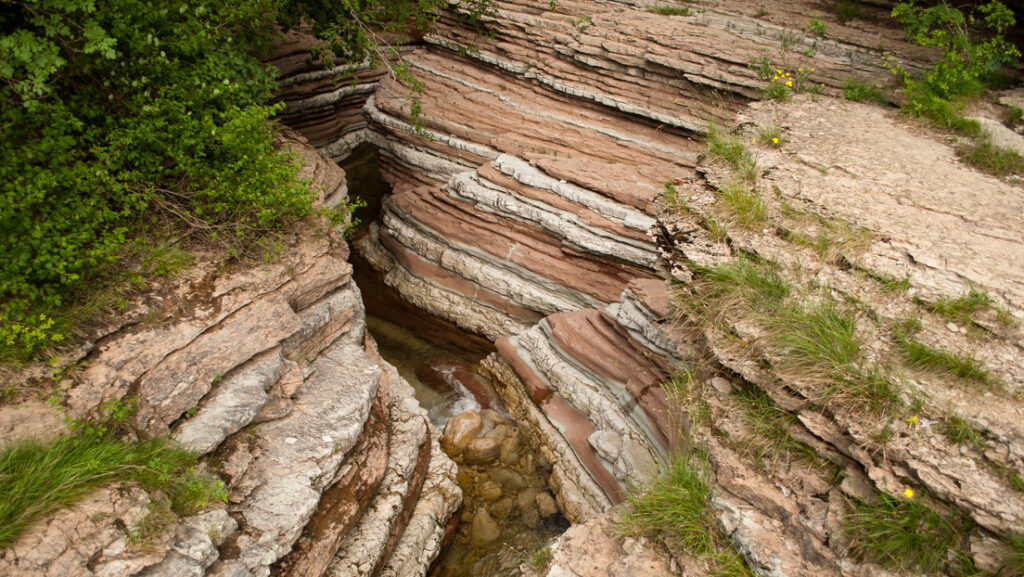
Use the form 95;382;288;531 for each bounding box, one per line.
0;135;460;577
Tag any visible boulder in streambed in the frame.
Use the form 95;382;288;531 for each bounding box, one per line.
469;508;500;547
441;409;482;457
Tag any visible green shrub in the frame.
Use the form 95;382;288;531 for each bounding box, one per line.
803;17;827;37
890;1;1019;135
0;0;469;358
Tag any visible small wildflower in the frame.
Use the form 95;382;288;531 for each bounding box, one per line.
785;80;792;87
906;415;919;429
771;137;779;144
752;137;756;143
904;488;915;498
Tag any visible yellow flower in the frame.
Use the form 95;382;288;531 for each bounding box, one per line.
906;415;919;429
785;80;792;87
904;488;915;498
772;137;779;144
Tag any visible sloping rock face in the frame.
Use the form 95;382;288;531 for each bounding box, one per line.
0;136;460;577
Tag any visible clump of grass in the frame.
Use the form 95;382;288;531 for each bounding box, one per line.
732;387;823;471
845;493;969;574
764;80;792;102
1005;105;1023;128
844;79;888;105
529;545;554;569
867;270;910;293
717;181;767;229
663;181;688;211
704;216;729;242
767;302;901;413
924;287;994;325
1005;536;1024;575
622;455;753;576
833;0;864;24
0;432;225;548
769;302;862;380
959;134;1024;176
902;85;983;137
755;122;785;148
897;336;996;388
749;56;773;81
707;124;759;182
647;4;690;16
828;369;903;416
941;415;986;453
686;258;791;328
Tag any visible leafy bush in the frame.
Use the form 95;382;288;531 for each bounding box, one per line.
0;0;464;358
890;1;1020;120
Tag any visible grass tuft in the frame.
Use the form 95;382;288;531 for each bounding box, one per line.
769;302;861;380
623;454;753;576
833;0;864;23
924;288;994;325
0;432;225;548
1006;536;1024;575
867;271;910;293
846;493;967;574
647;5;690;16
941;415;986;453
717;181;768;229
959;135;1024;176
663;181;688;211
707;124;759;182
755;122;785;148
896;336;996;388
696;258;791;310
764;81;792;102
843;79;888;105
732;387;824;471
529;545;554;569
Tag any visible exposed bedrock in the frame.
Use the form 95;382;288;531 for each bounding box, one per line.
480;279;682;523
327;0;934;344
0;136;460;577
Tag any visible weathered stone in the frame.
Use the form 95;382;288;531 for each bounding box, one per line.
441;410;482;456
535;492;559;518
478;480;503;503
469;509;500;548
464;436;502;465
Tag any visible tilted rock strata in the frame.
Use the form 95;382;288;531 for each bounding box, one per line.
482;279;682;521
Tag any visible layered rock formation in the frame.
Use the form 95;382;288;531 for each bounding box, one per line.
0;136;460;577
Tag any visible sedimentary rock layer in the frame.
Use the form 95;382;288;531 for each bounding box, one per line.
482;279;682;521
